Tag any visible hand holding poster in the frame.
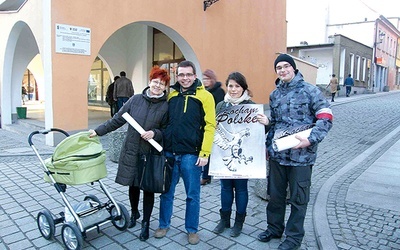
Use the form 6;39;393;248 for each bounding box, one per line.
209;104;266;179
272;124;314;152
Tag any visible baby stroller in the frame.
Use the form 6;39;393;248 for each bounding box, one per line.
28;128;129;250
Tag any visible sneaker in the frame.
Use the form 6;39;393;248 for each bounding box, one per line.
154;228;169;238
188;233;200;245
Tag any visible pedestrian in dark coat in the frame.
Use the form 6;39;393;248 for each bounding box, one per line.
89;66;170;241
106;76;119;117
201;69;226;185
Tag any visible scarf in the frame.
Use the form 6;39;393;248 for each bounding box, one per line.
223;90;251;105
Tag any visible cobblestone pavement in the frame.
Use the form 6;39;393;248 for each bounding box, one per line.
0;91;400;249
310;92;400;250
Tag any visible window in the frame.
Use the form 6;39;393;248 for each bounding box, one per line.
22;69;38;101
88;57;110;105
362;57;367;82
356;55;360;80
153;28;185;84
349;53;355;77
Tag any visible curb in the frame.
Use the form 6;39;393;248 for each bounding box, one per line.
313;123;400;249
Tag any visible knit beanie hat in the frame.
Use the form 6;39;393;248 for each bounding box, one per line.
274;54;296;71
203;69;217;83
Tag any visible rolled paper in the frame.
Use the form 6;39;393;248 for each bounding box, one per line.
122;112;163;152
272;128;312;152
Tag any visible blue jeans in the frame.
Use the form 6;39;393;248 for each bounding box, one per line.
159;152;202;233
345;86;352;96
117;97;129;111
220;179;248;214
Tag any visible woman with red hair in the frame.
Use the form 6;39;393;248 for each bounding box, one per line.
90;66;170;241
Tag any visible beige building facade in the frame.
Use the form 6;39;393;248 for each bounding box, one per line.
0;0;287;145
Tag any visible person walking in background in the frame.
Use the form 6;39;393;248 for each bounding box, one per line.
201;69;225;185
326;73;339;102
344;74;354;97
106;76;119;117
21;86;27;105
257;54;333;250
89;66;170;241
155;61;216;245
212;72;269;238
114;71;134;111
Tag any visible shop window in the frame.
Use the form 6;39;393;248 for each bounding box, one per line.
22;69;38;101
88;57;110;105
153;28;185;84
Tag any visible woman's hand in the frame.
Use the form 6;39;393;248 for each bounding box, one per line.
89;129;97;138
256;113;269;125
141;130;155;141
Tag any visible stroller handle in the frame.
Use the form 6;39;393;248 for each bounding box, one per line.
28;128;70;146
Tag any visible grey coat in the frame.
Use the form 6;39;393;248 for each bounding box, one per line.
95;87;168;186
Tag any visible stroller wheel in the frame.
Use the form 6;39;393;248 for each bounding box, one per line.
37;209;55;240
61;222;83;250
110;203;129;231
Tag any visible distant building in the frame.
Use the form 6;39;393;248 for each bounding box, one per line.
287;0;400;93
288;35;372;94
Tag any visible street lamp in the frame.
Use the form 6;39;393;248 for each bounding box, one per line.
375;31;385;45
204;0;220;11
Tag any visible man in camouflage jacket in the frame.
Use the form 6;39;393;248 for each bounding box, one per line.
258;54;333;250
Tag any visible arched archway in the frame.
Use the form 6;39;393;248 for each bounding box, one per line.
96;21;198;97
2;21;41;125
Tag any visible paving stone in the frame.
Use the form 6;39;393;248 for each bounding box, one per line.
1;92;400;249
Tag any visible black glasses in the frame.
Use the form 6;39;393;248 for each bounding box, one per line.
177;73;194;78
275;64;292;71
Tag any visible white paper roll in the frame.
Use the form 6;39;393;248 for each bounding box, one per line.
272;128;312;152
122;112;163;152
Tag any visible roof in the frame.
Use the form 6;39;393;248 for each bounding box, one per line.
0;0;27;12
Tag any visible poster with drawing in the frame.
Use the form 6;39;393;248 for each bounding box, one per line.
209;104;266;179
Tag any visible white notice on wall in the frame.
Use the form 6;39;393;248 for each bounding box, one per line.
55;24;91;55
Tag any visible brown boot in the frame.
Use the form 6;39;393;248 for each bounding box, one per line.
200;179;211;185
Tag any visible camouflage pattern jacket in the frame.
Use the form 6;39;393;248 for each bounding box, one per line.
266;70;333;167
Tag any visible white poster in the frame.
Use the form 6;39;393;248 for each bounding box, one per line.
56;24;91;55
209;104;267;179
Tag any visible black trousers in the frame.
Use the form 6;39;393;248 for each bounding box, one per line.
266;159;312;244
129;186;155;223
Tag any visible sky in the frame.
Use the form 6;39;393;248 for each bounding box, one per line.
286;0;400;46
359;0;400;18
